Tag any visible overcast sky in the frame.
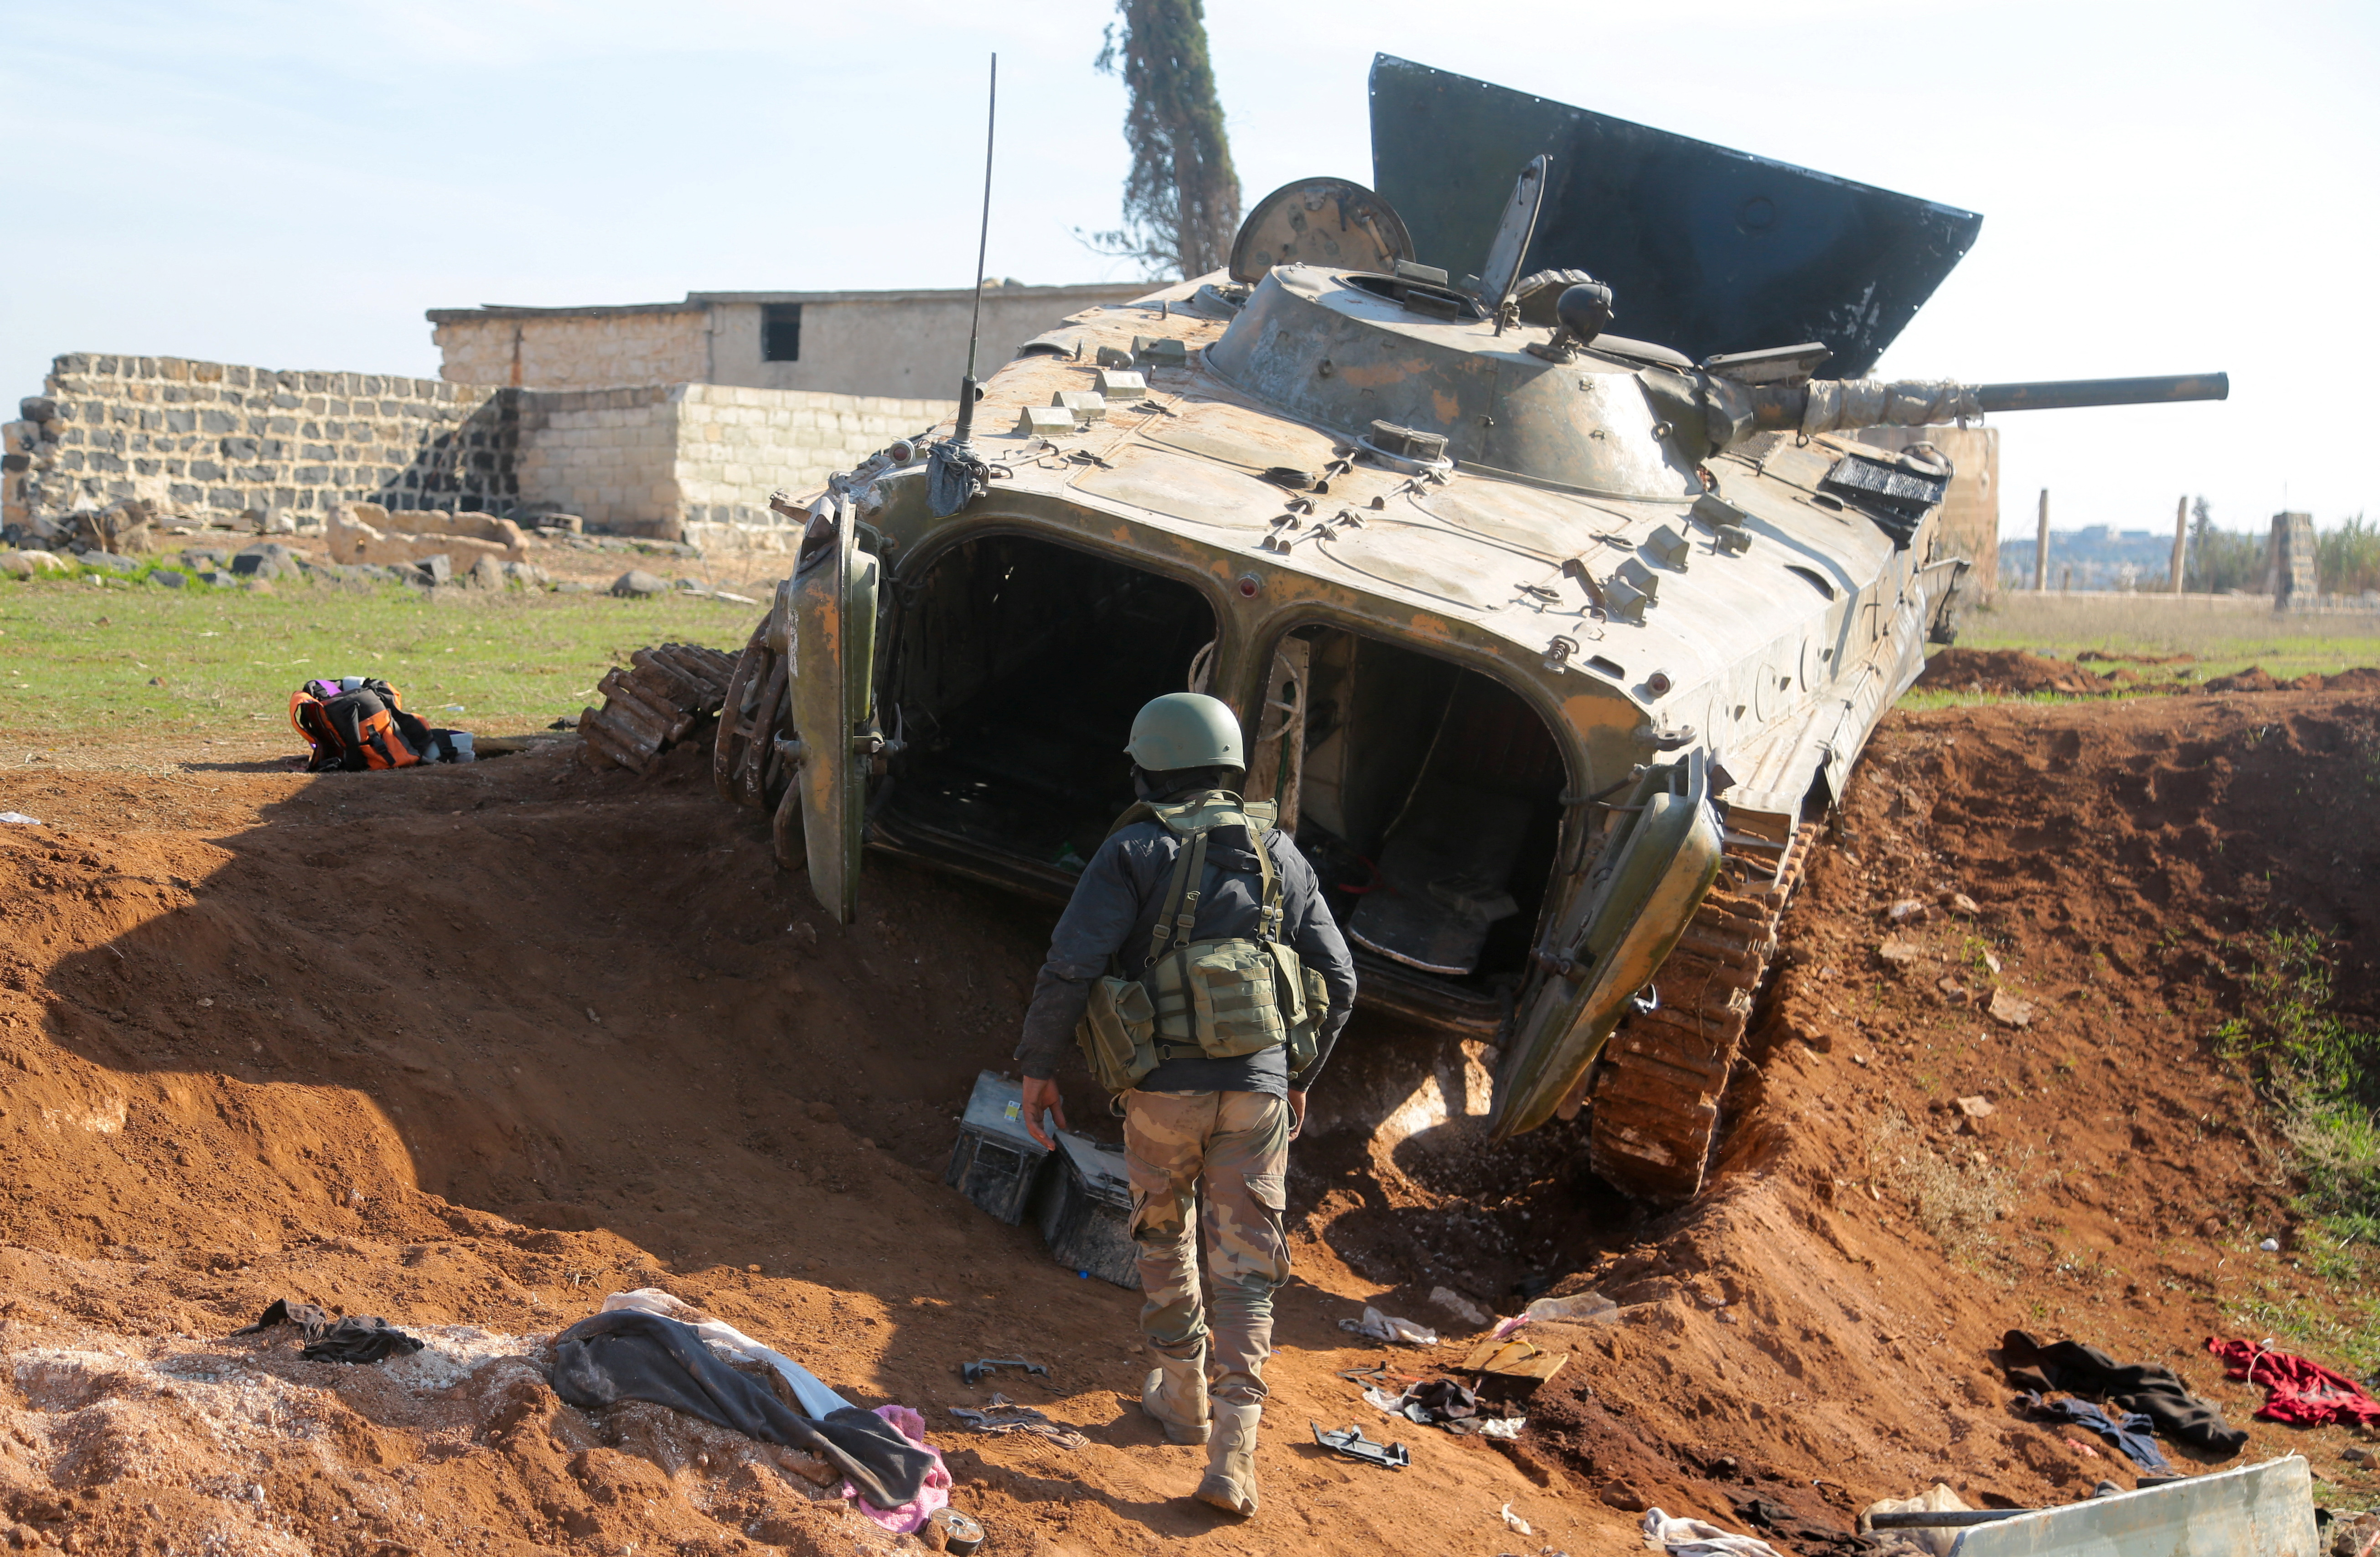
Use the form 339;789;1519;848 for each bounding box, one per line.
4;0;2371;537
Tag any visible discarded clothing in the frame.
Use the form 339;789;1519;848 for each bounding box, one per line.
601;1288;846;1419
1340;1306;1438;1346
1403;1377;1477;1421
2022;1392;2173;1473
948;1397;1088;1449
2000;1329;2246;1454
1731;1495;1899;1557
551;1310;936;1512
233;1299;424;1365
2207;1335;2380;1428
838;1404;951;1536
1640;1506;1786;1557
1362;1376;1482;1431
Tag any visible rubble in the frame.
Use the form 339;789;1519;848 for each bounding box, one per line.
1987;990;2036;1027
324;501;529;571
1878;937;1926;967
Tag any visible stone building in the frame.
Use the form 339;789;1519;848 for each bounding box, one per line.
1;353;951;552
427;281;1147;398
4;280;1144;553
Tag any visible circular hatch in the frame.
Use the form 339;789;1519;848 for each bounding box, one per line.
1229;177;1413;284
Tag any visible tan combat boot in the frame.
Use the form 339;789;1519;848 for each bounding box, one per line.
1141;1346;1211;1445
1194;1402;1260;1516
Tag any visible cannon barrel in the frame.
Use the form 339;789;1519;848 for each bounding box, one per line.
1747;370;2229;439
1972;372;2228;412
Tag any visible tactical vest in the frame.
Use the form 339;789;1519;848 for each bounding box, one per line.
1076;791;1328;1094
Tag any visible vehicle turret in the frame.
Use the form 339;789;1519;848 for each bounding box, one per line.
1205;262;2225;500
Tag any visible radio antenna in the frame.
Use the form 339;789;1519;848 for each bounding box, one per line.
952;53;998;447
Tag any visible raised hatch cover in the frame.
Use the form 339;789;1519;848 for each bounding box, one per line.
1367;55;1982;376
1228;176;1414;284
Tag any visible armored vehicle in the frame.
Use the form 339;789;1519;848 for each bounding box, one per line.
714;57;2225;1202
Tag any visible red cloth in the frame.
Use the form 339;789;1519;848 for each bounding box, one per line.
2206;1336;2380;1427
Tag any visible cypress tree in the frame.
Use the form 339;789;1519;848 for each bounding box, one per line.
1085;0;1242;279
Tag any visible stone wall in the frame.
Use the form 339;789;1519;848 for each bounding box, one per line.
669;384;952;540
430;305;709;391
5;352;952;554
512;386;676;535
512;382;952;547
3;354;513;536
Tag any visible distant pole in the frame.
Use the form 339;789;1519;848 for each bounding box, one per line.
2169;494;2188;594
2034;489;2050;591
2060;563;2071;593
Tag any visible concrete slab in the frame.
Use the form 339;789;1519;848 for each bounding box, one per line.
1946;1456;2316;1556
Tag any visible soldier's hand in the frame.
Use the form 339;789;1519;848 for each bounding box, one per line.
1020;1074;1067;1150
1287;1090;1307;1140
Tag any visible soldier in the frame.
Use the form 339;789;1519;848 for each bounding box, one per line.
1014;691;1357;1518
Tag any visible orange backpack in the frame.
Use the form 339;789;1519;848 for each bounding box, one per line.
289;678;433;772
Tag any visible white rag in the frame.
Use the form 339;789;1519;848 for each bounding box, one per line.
1641;1507;1786;1557
601;1288;849;1419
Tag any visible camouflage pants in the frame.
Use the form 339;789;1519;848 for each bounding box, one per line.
1123;1089;1291;1408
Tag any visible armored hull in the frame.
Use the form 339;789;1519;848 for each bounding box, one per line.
724;62;2224;1202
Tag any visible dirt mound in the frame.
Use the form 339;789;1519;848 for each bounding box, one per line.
1917;648;2115;696
2206;665;2380;692
0;742;1619;1555
2076;649;2197;665
5;690;2380;1551
1497;686;2380;1520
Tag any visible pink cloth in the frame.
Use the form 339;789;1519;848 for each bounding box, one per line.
841;1404;951;1533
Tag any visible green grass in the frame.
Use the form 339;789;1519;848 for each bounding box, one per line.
2225;1283;2380;1396
2209;928;2380;1376
0;570;762;739
1946;591;2380;687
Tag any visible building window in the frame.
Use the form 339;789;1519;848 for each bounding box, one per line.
763;304;802;362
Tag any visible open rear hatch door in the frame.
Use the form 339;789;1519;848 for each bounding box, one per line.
775;499;881;924
1488;751;1723;1139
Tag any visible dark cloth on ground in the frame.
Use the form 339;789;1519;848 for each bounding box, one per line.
2207;1335;2380;1428
1401;1378;1478;1423
1731;1494;1899;1555
551;1310;935;1509
233;1298;424;1365
2022;1392;2173;1472
1014;791;1358;1093
1999;1329;2246;1455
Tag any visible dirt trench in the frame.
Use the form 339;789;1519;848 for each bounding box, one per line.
0;688;2377;1553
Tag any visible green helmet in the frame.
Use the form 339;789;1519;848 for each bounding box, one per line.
1124;692;1243;771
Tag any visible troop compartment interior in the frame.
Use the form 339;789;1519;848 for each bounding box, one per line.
1287;627;1570;1030
869;536;1573;1033
872;534;1218;894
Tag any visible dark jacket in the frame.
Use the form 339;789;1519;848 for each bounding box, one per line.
1014;796;1358;1095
